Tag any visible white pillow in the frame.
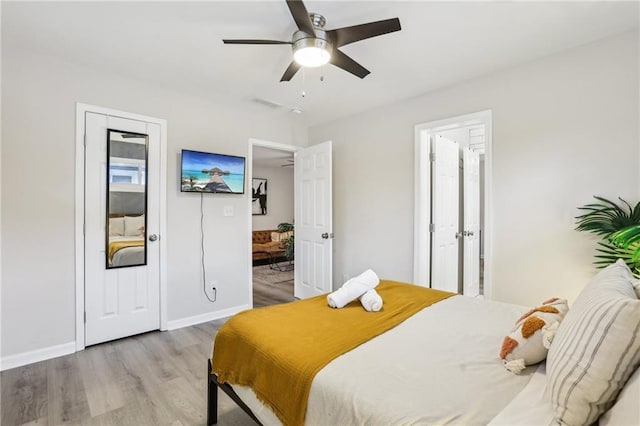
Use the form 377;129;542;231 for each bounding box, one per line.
546;260;640;425
633;279;640;299
271;231;293;242
271;231;282;242
124;215;145;237
108;217;125;236
599;365;640;425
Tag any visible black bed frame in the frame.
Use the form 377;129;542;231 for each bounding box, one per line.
207;359;264;426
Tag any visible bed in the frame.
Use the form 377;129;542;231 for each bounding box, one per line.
108;236;145;267
208;264;640;426
107;214;145;267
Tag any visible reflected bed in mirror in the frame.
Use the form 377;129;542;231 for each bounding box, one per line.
107;214;146;267
106;129;148;268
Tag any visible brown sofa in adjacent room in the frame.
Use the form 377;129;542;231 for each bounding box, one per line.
252;229;291;263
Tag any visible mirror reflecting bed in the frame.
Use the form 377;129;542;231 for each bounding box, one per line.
106;129;148;268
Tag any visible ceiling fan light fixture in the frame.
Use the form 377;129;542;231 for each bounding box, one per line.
293;37;332;67
222;2;401;81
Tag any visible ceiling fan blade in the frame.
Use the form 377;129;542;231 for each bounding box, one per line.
280;61;301;82
327;18;401;48
286;0;316;37
330;49;370;79
223;39;291;45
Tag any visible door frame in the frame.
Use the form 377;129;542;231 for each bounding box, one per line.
247;138;299;307
74;103;168;351
413;110;493;298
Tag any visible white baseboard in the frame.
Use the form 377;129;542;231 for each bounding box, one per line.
0;306;249;371
1;341;76;372
166;305;250;331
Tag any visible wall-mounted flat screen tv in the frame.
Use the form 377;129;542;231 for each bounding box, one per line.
180;149;246;194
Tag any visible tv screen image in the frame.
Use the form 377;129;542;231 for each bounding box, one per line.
181;150;246;194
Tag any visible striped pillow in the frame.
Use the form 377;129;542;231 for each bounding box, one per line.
547;260;640;425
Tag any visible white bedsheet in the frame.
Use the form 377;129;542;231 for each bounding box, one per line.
488;363;554;426
232;295;536;425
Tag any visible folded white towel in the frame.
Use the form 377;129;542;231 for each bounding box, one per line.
327;269;380;308
359;289;383;312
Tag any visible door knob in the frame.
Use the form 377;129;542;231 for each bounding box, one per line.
148;234;158;242
455;232;463;239
321;233;329;239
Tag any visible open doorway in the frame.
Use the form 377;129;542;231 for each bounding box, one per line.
436;125;485;296
413;110;492;299
249;141;297;307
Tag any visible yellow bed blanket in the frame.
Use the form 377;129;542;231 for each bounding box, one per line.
211;280;454;426
107;239;144;261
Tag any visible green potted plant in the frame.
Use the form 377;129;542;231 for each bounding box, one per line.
277;222;294;260
575;196;640;277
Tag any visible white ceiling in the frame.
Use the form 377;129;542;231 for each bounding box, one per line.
253;145;294;168
3;1;638;126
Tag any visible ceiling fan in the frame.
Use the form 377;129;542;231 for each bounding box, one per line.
223;0;401;81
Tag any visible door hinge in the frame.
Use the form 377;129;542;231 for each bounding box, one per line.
84;312;86;323
429;223;435;233
83;223;86;235
83;134;87;147
429;152;435;162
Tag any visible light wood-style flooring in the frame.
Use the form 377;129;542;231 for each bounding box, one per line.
252;264;295;308
1;268;294;426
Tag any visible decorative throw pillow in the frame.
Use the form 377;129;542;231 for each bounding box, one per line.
500;298;569;374
633;279;640;298
546;260;640;426
108;217;125;236
124;215;145;237
271;231;293;242
271;232;283;242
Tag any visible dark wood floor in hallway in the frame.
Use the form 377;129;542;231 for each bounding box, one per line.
1;267;295;426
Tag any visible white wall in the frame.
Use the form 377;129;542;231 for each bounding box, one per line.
0;3;3;369
309;32;639;306
1;46;307;359
252;165;294;231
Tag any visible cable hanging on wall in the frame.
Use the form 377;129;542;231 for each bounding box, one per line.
201;193;217;303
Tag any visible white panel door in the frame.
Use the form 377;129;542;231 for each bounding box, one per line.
431;135;460;293
294;141;332;299
84;112;160;346
463;147;481;297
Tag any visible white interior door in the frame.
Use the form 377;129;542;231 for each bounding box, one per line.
431;135;460;293
84;112;160;346
294;141;333;299
463;147;481;296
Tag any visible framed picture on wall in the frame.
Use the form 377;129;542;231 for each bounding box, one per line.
252;178;267;215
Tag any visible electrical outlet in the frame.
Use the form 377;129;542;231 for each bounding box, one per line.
206;280;218;303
